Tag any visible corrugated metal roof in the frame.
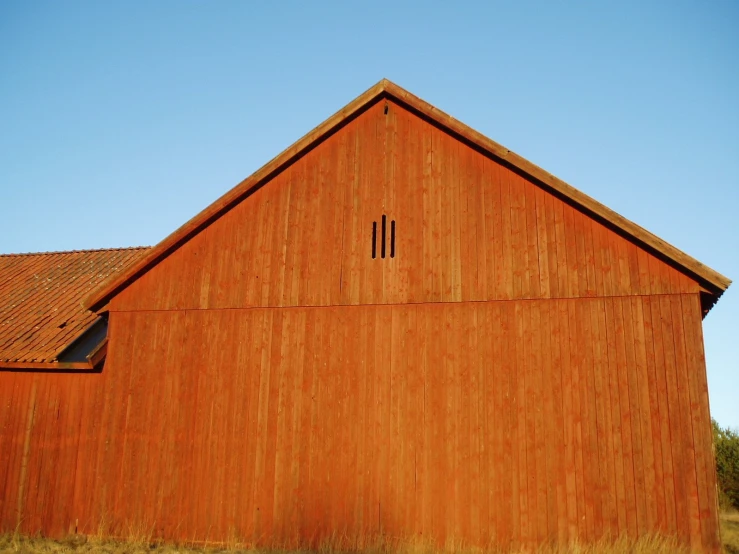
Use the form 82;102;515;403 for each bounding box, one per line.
0;247;149;363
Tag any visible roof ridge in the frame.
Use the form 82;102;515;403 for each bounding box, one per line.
0;246;151;258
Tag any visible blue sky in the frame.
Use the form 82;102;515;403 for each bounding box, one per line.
1;1;737;427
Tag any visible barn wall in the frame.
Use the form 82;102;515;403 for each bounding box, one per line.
0;294;719;551
111;101;697;313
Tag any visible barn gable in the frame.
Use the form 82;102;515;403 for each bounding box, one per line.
87;81;729;313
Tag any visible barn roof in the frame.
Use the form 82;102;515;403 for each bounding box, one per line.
84;79;730;313
0;247;149;368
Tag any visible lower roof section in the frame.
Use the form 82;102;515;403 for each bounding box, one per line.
0;246;148;364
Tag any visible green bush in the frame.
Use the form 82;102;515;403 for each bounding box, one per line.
714;419;739;511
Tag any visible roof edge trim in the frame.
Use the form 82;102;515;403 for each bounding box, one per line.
0;361;98;372
84;79;731;312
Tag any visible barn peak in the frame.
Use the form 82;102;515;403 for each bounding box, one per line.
84;79;730;313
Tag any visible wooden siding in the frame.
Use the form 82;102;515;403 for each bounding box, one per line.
110;100;697;313
1;90;722;553
0;294;719;551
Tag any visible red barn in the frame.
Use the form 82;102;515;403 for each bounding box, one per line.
0;80;731;552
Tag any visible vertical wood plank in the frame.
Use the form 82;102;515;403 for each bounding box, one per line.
524;180;541;300
557;299;578;541
680;294;721;551
567;300;587;540
631;297;658;532
614;297;638;538
640;296;668;532
658;295;688;542
669;295;702;551
534;187;552;298
622;298;648;537
649;296;677;534
592;297;616;538
515;301;532;547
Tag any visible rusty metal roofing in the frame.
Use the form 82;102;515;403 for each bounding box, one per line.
0;247;149;364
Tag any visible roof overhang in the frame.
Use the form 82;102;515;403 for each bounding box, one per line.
0;318;109;372
84;79;731;314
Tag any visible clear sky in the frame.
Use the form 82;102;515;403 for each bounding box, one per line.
1;1;737;427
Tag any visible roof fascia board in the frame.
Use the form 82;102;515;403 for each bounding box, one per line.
87;338;108;369
0;361;96;371
84;79;730;312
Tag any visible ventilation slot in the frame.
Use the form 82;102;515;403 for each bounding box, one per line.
381;215;387;259
371;215;396;259
391;220;395;258
372;222;377;259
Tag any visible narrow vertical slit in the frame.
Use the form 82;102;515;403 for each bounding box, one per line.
391;220;396;258
381;215;387;259
372;222;377;259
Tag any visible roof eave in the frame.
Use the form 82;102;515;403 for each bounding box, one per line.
0;361;99;372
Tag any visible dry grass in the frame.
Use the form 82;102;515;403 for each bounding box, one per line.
722;511;739;554
0;532;698;554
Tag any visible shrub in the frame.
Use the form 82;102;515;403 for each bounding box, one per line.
713;419;739;511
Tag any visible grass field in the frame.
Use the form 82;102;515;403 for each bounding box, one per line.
722;511;739;554
2;518;739;554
